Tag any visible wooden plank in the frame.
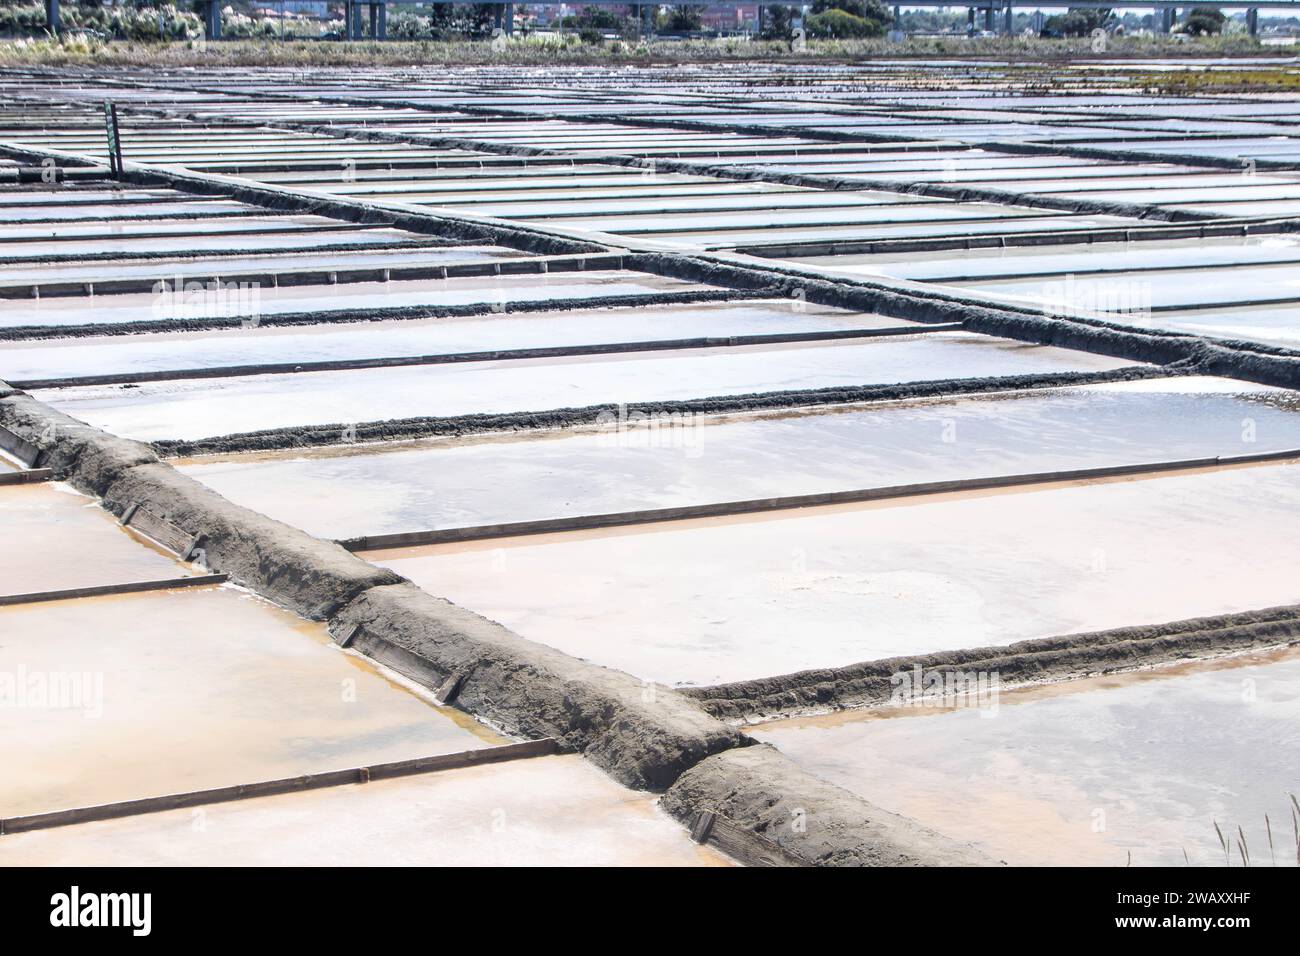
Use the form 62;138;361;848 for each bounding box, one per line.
0;738;559;835
434;671;468;706
0;467;54;486
121;501;202;558
0;573;228;607
0;423;42;468
690;809;716;843
689;809;805;867
364;738;558;781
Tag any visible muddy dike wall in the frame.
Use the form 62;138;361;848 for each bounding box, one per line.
328;583;740;791
686;605;1300;721
662;745;994;866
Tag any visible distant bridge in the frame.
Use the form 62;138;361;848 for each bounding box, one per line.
39;0;1300;43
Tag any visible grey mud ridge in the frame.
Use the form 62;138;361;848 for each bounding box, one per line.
0;383;991;866
685;605;1300;721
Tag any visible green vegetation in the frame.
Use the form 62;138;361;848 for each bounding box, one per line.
806;9;882;39
658;5;702;33
1042;7;1114;38
1136;65;1300;93
759;5;796;41
806;0;890;39
1182;7;1227;37
386;5;500;41
0;28;1288;69
0;1;201;40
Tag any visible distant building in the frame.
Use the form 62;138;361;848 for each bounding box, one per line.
700;5;759;31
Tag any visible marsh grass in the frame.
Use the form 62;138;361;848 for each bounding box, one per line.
0;32;1287;69
1292;793;1300;866
1137;67;1300;93
1214;820;1230;865
1204;800;1300;867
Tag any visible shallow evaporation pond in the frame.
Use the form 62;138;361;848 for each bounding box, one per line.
0;200;251;223
1119;303;1300;350
1001;175;1300;199
0;227;436;263
422;190;898;219
953;262;1300;312
789;236;1300;283
178;376;1300;541
271;170;723;191
310;172;740;195
0;271;704;331
0;755;730;867
0;301;907;383
749;647;1300;867
545;201;1035;237
1071;183;1300;206
0;246;529;288
1162;196;1300;217
680;214;1142;249
0;213;346;242
0;585;501;818
35;334;1137;443
859;165;1217;187
371;463;1300;686
0;483;195;596
0;189;204;207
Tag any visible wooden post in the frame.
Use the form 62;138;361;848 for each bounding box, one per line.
103;101;123;181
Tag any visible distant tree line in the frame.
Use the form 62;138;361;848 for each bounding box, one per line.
0;0;202;38
761;0;892;40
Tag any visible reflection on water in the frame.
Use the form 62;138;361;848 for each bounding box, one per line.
0;483;191;596
1;300;890;383
42;333;1133;442
178;376;1300;540
374;463;1300;685
0;755;733;867
1;586;501;817
751;647;1300;867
